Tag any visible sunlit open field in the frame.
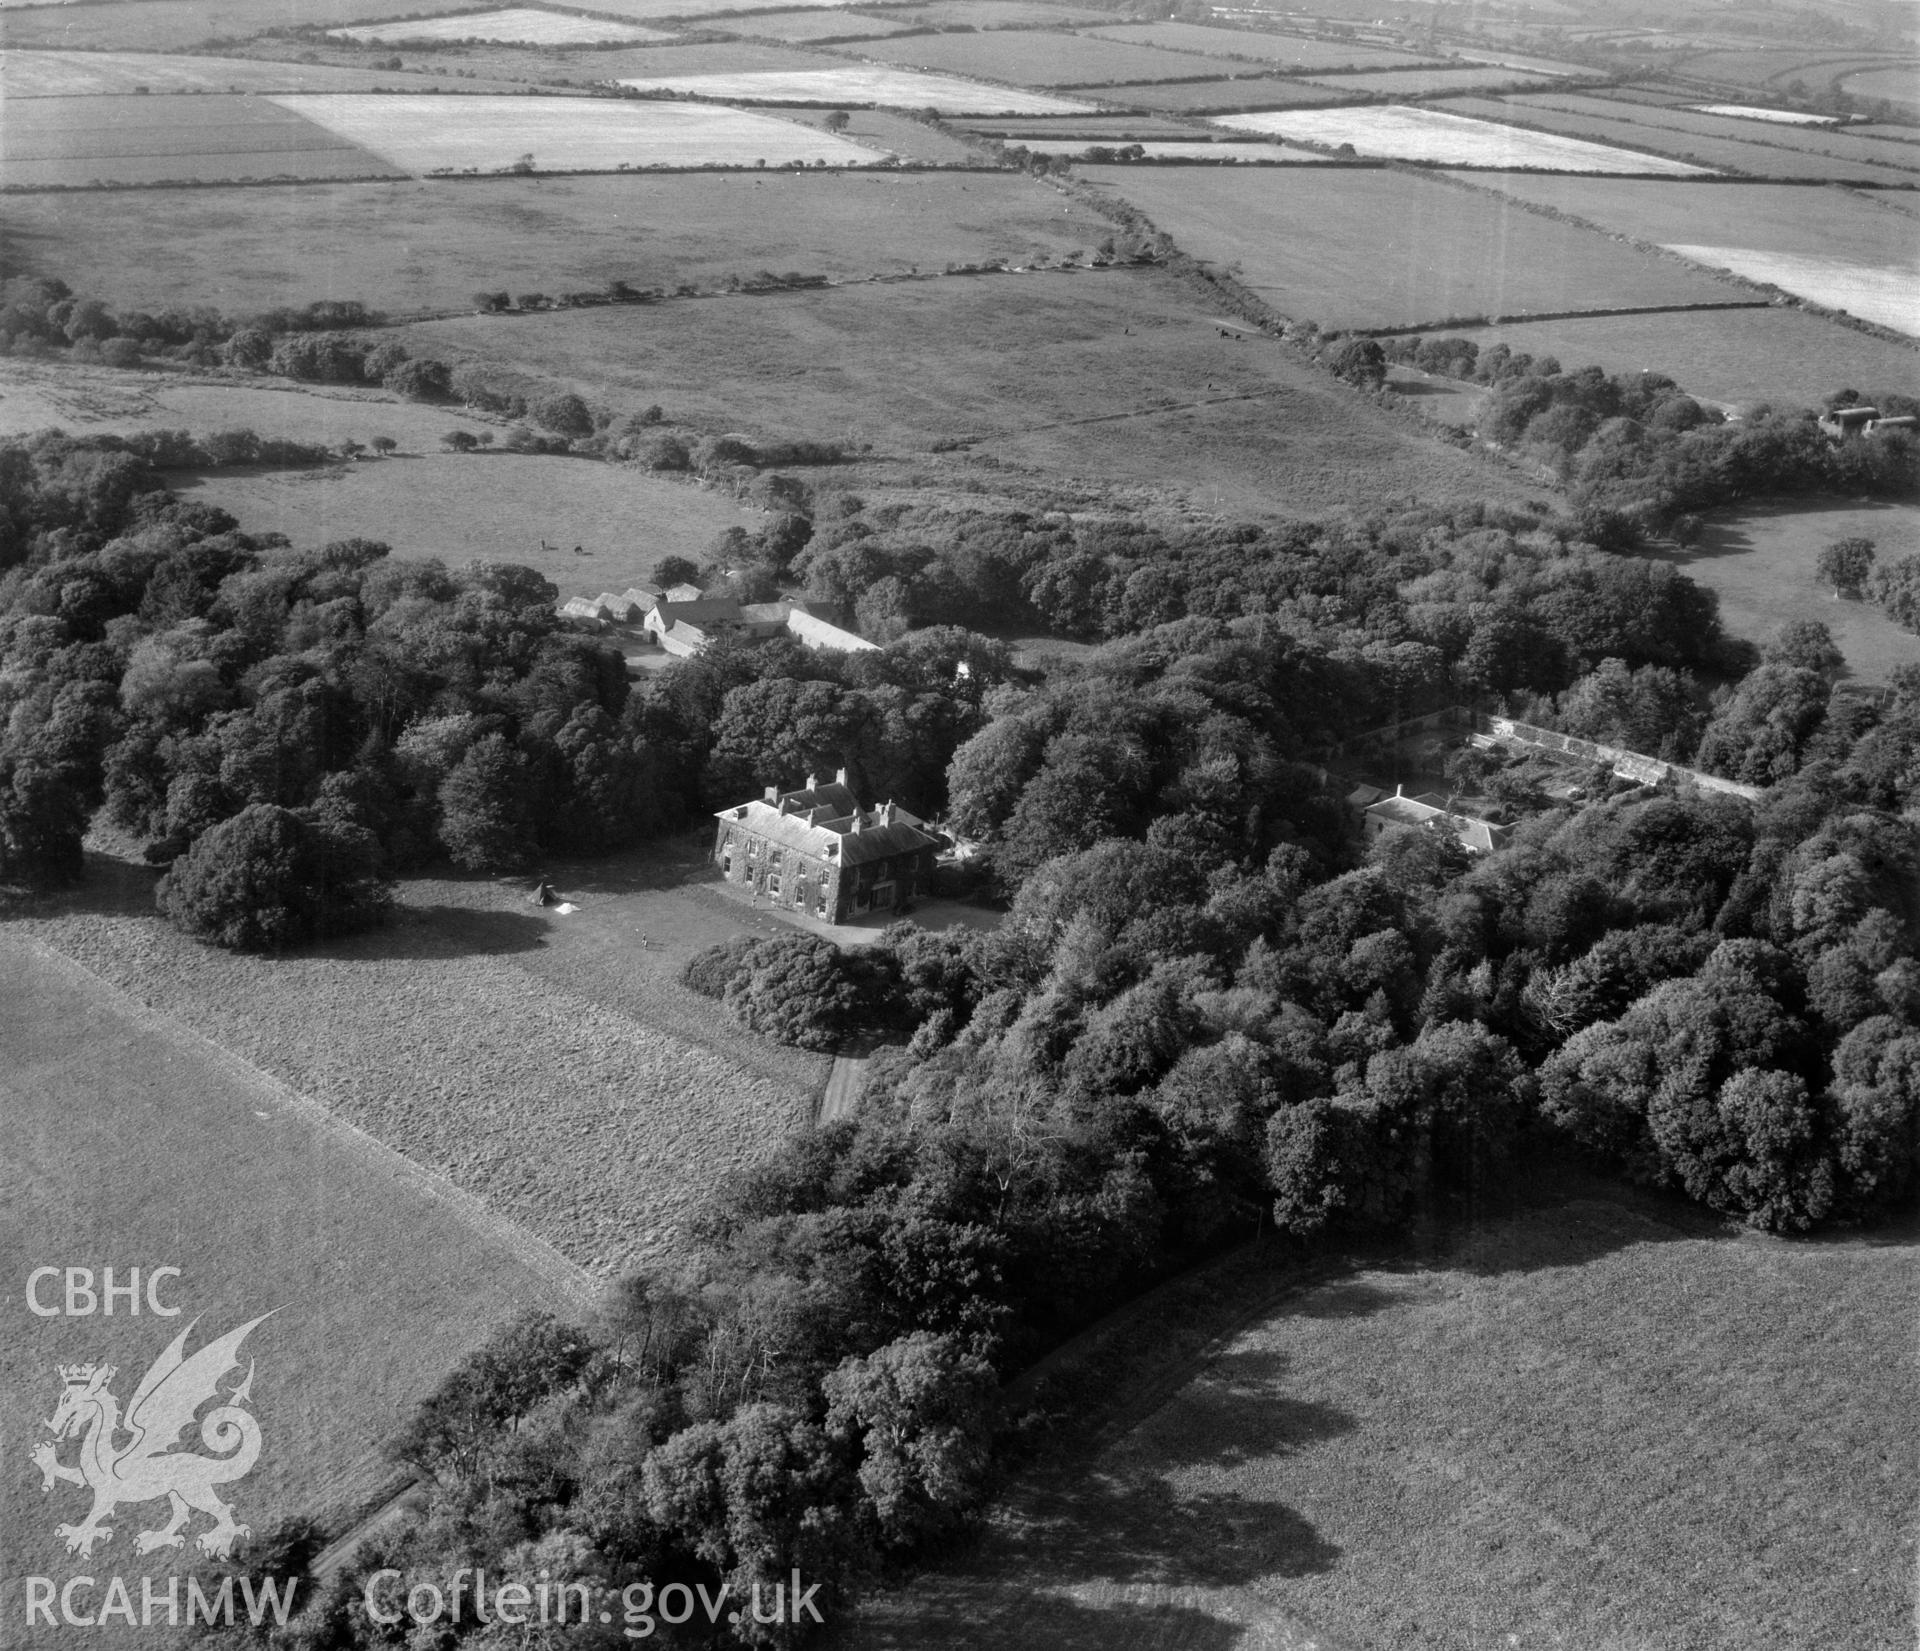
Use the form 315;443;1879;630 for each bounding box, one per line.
614;65;1094;113
330;6;671;44
1210;104;1714;173
1664;245;1918;335
268;92;885;170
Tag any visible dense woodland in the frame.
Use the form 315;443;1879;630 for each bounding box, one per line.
4;331;1917;1643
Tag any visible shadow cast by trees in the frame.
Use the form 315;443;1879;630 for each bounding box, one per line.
336;902;549;961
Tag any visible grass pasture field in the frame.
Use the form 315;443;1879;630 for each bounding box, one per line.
613;65;1093;112
330;7;673;44
183;454;758;590
0;0;480;51
1082;21;1433;72
18;862;824;1277
1448;94;1918;182
1454;173;1920;269
835;1190;1918;1651
718;6;916;39
856;28;1253;88
1442;305;1918;411
0;169;1113;315
270;93;884;170
1081;166;1736;329
0;931;587;1643
0;360;502;448
401;268;1536;514
1098;78;1360;113
1211;104;1712;173
0;92;401;187
891;0;1119;25
0;49;466;97
1842;66;1920;118
1661;499;1920;681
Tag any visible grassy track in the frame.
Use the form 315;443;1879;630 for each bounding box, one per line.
832;1185;1918;1651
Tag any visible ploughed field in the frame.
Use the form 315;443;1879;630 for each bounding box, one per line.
1077;166;1740;329
16;867;823;1277
0;930;585;1632
0;48;487;97
0;170;1118;316
836;1192;1919;1651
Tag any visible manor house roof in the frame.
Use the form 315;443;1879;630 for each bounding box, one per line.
717;771;940;868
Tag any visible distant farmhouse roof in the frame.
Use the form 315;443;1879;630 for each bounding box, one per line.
716;770;942;869
559;583;878;657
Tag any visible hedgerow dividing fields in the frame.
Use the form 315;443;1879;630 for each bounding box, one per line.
1083;20;1434;72
330;8;673;44
1077;165;1736;328
858;28;1259;88
1458;172;1920;269
1512;91;1920;175
1102;78;1360;113
0;0;479;51
0;170;1117;314
1448;94;1919;182
0;49;467;97
1301;65;1559;96
613;66;1094;113
836;1191;1919;1651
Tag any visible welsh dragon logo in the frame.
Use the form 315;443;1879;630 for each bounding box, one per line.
31;1314;274;1560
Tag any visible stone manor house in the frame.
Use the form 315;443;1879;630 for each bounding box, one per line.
713;771;941;923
